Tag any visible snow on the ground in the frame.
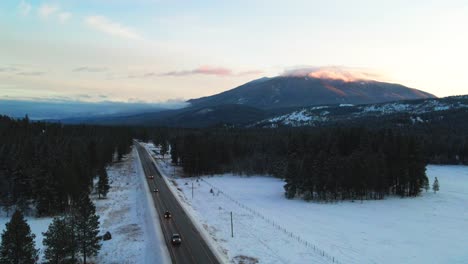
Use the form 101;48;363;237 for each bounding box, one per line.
0;147;169;263
171;176;337;264
149;145;468;264
145;142;332;264
95;146;169;264
0;215;52;261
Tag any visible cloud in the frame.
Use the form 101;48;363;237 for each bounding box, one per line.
85;16;143;40
0;67;18;73
237;70;264;76
77;94;92;99
192;66;232;76
38;4;59;18
17;71;45;76
18;1;32;16
1;65;46;76
160;66;262;77
73;66;108;73
36;4;72;23
58;12;72;23
127;72;157;79
282;66;384;82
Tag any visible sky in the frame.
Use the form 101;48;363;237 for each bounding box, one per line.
1;0;467;104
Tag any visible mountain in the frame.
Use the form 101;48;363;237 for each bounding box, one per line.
251;95;468;128
58;76;437;127
188;76;436;109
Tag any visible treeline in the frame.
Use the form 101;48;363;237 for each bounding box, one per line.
164;127;428;200
416;109;468;165
282;129;427;200
340;108;468;165
0;115;132;216
144;108;468;201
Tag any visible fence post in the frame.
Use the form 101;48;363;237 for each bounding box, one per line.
204;177;341;264
231;211;234;238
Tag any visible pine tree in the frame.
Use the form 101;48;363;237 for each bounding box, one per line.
283;156;300;199
0;210;38;264
160;141;169;159
43;217;76;264
423;176;430;192
170;142;178;164
97;167;110;199
66;213;78;263
1;193;12;218
75;195;101;264
433;177;440;193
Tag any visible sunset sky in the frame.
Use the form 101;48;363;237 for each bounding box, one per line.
1;0;467;103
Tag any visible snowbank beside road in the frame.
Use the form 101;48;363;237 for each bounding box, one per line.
96;146;170;264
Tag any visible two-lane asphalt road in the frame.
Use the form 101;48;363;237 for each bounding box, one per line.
135;143;220;264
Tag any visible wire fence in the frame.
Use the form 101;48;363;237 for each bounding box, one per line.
199;177;343;264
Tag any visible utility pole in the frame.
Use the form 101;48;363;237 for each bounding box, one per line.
231;211;234;238
192;181;194;199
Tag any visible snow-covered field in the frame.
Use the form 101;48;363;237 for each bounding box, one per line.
1;147;169;263
153;150;468;264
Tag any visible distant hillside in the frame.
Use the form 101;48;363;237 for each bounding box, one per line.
61;104;271;128
0;99;184;120
60;95;468;129
188;76;436;109
155;104;268;128
251;95;468;128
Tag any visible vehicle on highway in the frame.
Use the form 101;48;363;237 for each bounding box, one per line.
153;188;159;193
148;175;154;179
164;211;172;218
171;234;182;245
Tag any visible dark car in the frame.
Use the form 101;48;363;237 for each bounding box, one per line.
164;211;171;218
148;175;154;179
171;233;182;245
153;188;159;193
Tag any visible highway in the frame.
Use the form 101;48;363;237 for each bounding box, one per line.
135;143;220;264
